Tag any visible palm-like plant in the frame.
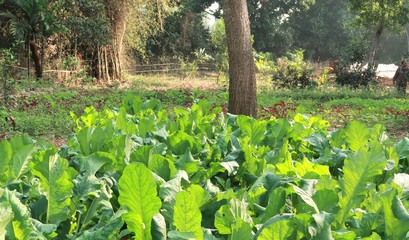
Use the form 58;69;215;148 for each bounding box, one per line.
1;0;55;78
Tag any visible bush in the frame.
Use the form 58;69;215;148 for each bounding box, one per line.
255;52;276;74
334;35;377;88
334;64;377;88
272;49;317;89
210;18;229;85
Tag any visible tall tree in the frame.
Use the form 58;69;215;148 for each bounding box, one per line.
290;0;351;61
247;0;314;56
223;0;257;117
348;0;409;67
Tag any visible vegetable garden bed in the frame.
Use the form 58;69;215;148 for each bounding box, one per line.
1;97;409;239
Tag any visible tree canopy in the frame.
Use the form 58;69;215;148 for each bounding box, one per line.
2;0;409;80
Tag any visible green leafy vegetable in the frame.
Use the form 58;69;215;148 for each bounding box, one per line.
173;191;203;240
338;147;387;226
118;163;162;240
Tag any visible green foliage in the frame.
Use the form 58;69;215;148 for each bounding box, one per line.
338;147;387;226
118;163;161;240
145;6;211;60
254;52;276;75
334;34;377;88
248;0;313;55
59;0;110;47
30;147;77;224
173;191;203;240
272;49;317;89
1;0;57;40
0;188;32;239
210;18;229;84
179;48;213;80
290;0;352;60
334;65;377;88
348;0;409;32
1;96;409;239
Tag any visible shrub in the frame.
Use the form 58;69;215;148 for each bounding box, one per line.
334;35;377;88
255;52;276;74
272;49;317;89
210;18;229;85
334;64;377;88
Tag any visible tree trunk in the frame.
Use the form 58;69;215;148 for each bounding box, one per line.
104;0;126;81
367;27;383;70
223;0;258;117
405;26;409;53
29;39;42;79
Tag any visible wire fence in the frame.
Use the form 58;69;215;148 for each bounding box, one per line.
125;62;216;74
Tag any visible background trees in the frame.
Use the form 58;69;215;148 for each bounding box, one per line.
1;0;177;80
2;0;409;81
1;0;57;78
347;0;409;68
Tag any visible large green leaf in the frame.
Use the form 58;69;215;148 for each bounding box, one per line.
149;154;174;181
0;201;13;239
230;221;252;240
236;115;267;145
312;190;339;213
79;152;115;175
30;219;58;239
338;147;387;226
116;107;138;134
8;142;35;182
158;171;188;225
168;230;195;240
344;121;370;151
380;189;409;239
151;213;167;240
395;137;409;160
118;163;161;240
263;187;286;221
167;131;201;155
0;188;32;239
76;127;109;156
348;213;383;238
361;232;382;240
304;132;330;155
293;184;319;213
294;158;330;178
310;212;334;240
0;141;12;184
257;217;294;240
187;184;210;208
173;191;203;240
76;210;124;240
214;199;253;235
393;173;409;198
139;117;156;138
240;139;267;176
30;149;77;224
265;119;292;148
130;145;153;166
175;149;201;175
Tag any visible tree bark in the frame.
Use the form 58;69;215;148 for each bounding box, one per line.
104;0;126;80
223;0;258;118
406;26;409;53
367;27;383;70
29;39;42;79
